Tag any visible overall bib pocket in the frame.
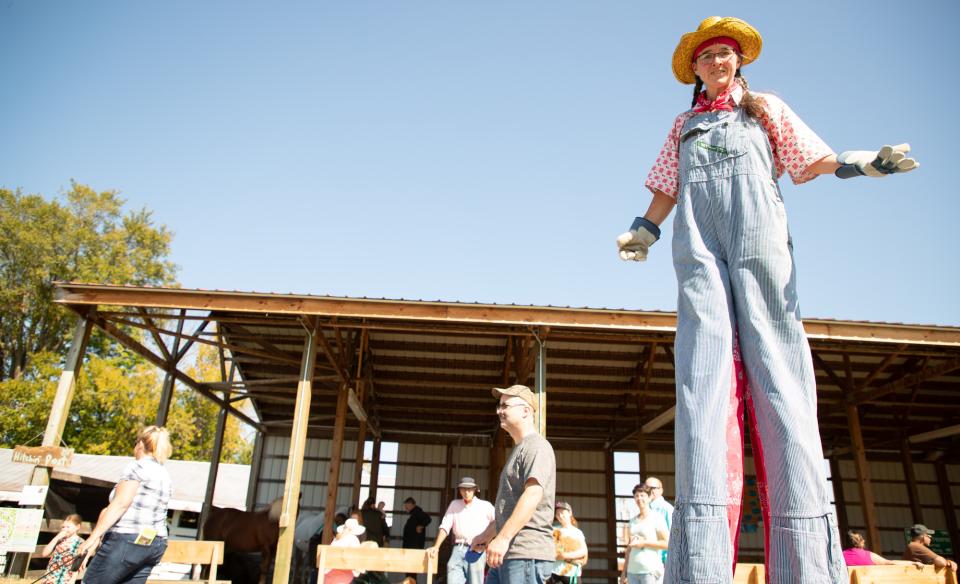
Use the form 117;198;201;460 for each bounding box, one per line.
680;118;746;171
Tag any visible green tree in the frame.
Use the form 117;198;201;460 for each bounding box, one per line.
0;344;254;463
0;182;176;380
0;347;160;452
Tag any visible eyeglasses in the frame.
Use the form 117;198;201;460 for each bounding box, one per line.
695;49;737;65
496;402;527;412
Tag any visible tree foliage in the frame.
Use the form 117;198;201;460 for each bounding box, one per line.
0;182;253;463
165;343;254;464
0;344;254;464
0;182;176;380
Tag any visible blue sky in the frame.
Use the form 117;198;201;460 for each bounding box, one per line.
2;1;958;326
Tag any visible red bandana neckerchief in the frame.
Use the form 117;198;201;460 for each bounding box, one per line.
692;82;743;114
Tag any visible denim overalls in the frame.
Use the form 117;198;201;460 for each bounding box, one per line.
663;107;847;584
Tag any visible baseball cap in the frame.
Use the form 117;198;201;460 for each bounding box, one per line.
492;385;537;411
555;501;573;514
910;524;935;538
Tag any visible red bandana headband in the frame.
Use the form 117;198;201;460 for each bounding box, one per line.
693;36;742;61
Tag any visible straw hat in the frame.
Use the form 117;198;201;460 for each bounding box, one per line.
672;16;763;84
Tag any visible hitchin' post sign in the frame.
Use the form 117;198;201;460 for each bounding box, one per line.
12;445;74;468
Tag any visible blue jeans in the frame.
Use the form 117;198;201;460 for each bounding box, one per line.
447;544;486;584
83;532;167;584
484;558;552;584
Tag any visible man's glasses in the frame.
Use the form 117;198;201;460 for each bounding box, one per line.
695;49;737;65
496;402;527;412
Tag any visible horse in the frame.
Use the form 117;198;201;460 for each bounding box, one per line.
202;498;283;584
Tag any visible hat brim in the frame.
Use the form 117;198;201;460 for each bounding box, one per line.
458;483;478;489
672;18;762;84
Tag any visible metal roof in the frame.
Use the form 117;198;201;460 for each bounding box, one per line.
0;448;249;512
53;282;960;462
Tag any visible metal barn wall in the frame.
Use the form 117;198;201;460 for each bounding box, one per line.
255;434;361;517
252;433;959;577
390;443;491;545
836;459;960;556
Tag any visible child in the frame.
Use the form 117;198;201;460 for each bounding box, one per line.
548;501;588;584
41;514;84;584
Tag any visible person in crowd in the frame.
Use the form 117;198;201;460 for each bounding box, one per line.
547;501;587;584
402;497;432;581
360;497;389;546
325;518;367;584
621;485;668;584
40;514;85;584
473;384;556;584
377;501;387;518
903;524;958;573
616;14;917;583
842;531;921;567
429;476;496;584
79;426;173;584
402;497;432;550
643;476;673;573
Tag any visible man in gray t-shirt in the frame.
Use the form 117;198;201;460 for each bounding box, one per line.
474;384;556;584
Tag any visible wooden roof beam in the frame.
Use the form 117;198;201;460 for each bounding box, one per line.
855;355;960;405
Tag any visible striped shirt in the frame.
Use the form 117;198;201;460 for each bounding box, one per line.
110;456;171;537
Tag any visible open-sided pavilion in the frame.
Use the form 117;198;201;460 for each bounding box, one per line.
32;282;960;583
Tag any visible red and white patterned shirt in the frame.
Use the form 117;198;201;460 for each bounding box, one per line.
644;90;833;198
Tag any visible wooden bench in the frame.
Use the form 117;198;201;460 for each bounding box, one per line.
849;564;959;584
733;563;765;583
316;545;438;584
146;540;229;584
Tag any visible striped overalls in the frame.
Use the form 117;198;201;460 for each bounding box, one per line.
663;107;847;584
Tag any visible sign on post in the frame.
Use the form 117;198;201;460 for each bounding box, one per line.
0;508;44;554
12;445;74;468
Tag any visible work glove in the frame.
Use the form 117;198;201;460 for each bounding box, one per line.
835;143;919;179
616;217;661;262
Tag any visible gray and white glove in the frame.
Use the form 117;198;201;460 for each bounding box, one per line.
836;143;919;179
616;217;661;262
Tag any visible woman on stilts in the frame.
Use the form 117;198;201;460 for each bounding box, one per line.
616;16;917;584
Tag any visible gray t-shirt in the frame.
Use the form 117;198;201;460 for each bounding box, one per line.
495;432;556;561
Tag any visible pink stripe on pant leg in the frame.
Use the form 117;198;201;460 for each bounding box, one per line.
744;380;771;579
725;338;747;575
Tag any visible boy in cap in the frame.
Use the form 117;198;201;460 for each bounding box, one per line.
473;384;557;584
429;477;496;584
903;524;958;573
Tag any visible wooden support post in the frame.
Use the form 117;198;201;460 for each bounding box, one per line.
829;457;849;537
604;449;619;576
321;382;351;544
246;430;265;511
637;434;647;477
272;328;318;584
31;317;93;487
846;402;880;550
369;438;382;501
490;429;506;499
198;351;235;540
534;334;547;437
351;420;368;508
350;334;368;508
155;311;186;427
443;443;454;512
901;440;924;525
934;461;959;556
